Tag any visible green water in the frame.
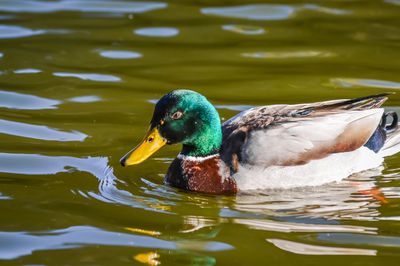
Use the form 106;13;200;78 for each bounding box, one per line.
1;0;400;265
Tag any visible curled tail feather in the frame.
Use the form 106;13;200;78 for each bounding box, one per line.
375;111;400;157
379;126;400;157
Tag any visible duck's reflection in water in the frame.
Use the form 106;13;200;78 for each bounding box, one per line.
232;167;385;221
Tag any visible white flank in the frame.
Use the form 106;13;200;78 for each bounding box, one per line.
234;146;383;190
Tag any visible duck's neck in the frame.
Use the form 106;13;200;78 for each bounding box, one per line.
181;140;220;157
180;114;222;157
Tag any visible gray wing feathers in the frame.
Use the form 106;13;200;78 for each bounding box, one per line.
221;93;390;168
242;109;383;167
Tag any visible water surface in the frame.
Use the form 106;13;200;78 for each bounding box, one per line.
1;0;400;265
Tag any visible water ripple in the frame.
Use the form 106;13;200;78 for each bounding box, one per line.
67;95;101;103
0;225;233;260
150;99;255;112
331;78;400;89
302;4;351;15
0;0;167;13
13;68;42;74
385;0;400;6
53;72;121;82
201;4;295;21
222;25;265;35
234;218;376;234
0;90;61;110
98;50;142;59
267;239;376;256
95;168;176;214
0;153;175;213
201;4;349;21
0;25;45;39
215;104;255;111
242;50;333;59
0;119;87;142
134;27;179;37
0;15;15;20
0;192;11;200
318;232;400;248
232;170;385;220
0;153;107;176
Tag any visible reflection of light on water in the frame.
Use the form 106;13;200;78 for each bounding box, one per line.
0;153;173;213
68;95;101;103
302;4;351;15
134;27;179;37
90;159;180;214
331;78;400;89
53;72;121;82
201;5;295;21
0;153;108;176
0;225;232;260
149;99;255;112
222;25;265;35
0;25;44;39
385;0;400;6
378;216;400;221
215;104;254;111
0;0;167;13
381;186;400;199
181;216;220;233
234;218;376;234
0;25;70;39
176;240;233;252
13;68;42;74
0;119;87;142
181;207;377;235
318;232;400;248
139;177;182;200
202;4;349;21
0;90;61;110
0;226;173;260
242;51;334;59
0;15;14;20
0;192;11;200
267;239;377;256
98;50;142;59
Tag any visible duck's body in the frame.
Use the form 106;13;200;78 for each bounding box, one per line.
121;90;400;194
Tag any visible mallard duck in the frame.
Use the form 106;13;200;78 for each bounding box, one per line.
120;90;400;194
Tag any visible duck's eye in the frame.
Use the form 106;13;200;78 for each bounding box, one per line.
171;111;183;120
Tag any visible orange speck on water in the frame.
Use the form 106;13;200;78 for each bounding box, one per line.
134;252;160;265
125;227;161;236
350;181;388;204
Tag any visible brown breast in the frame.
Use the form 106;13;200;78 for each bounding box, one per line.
182;156;238;194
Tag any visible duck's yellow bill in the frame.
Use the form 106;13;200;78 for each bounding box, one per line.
120;127;166;166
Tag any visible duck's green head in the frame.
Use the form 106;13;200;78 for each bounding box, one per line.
120;90;222;166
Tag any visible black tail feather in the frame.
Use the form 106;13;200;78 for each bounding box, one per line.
322;92;394;111
365;111;399;153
